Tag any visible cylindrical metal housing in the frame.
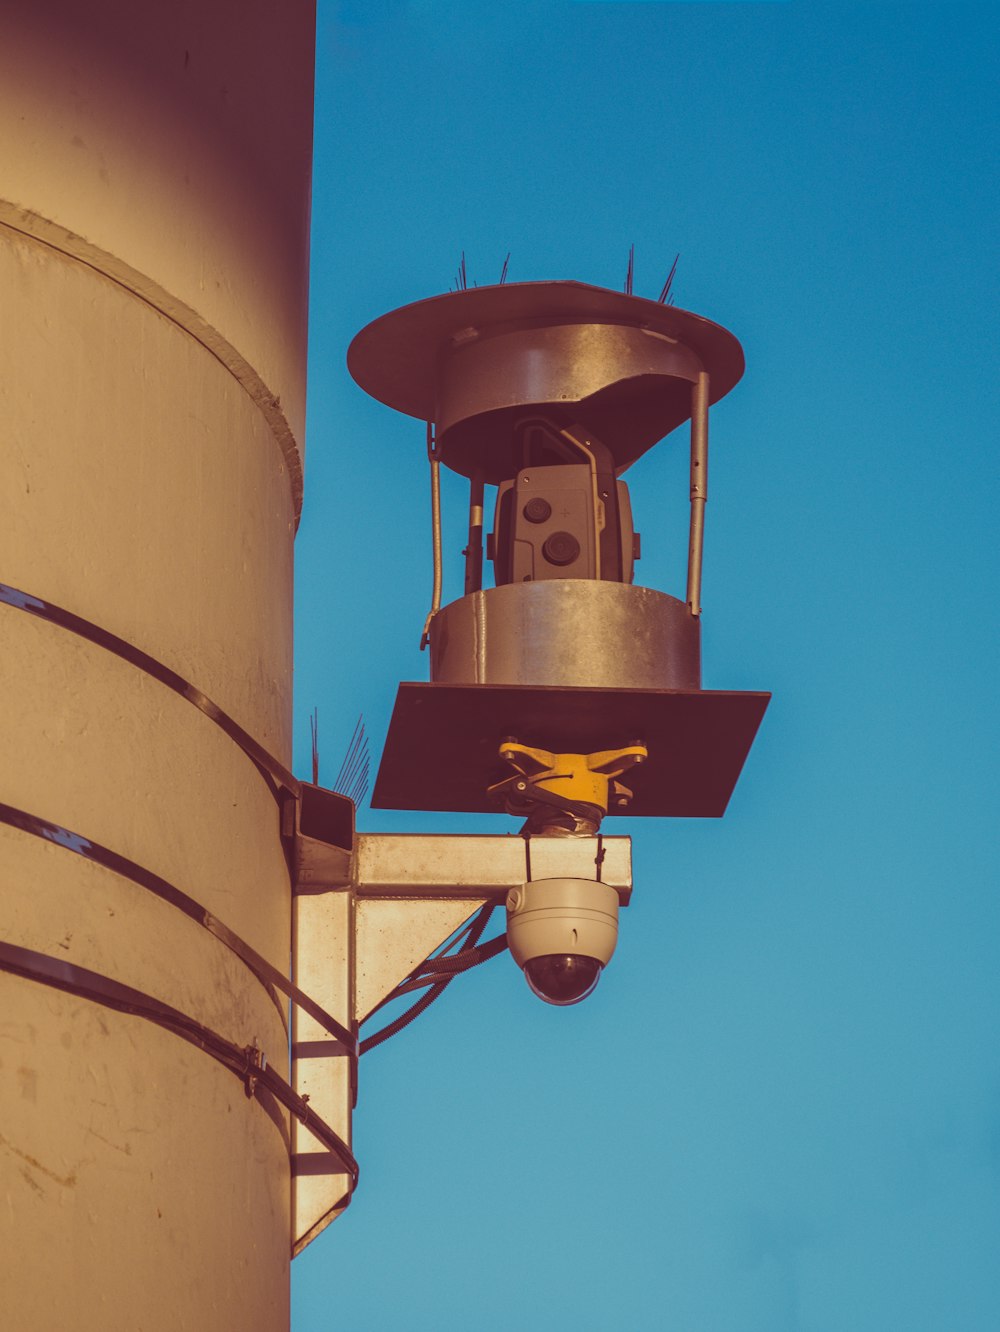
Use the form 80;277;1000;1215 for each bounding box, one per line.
0;4;313;1328
435;321;703;481
429;582;700;691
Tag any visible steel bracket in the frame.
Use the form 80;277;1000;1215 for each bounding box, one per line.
289;819;631;1256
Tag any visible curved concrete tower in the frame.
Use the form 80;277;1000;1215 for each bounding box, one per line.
0;3;314;1327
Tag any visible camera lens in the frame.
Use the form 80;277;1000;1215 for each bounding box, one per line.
541;531;580;566
523;497;552;524
523;954;602;1006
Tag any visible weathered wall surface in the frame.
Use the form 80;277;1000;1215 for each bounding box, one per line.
0;4;315;1327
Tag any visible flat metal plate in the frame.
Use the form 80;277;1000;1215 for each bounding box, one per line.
372;682;770;818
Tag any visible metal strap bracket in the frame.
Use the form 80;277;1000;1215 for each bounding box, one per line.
0;938;359;1192
0;580;299;802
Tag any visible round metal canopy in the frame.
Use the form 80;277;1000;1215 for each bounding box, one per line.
347;281;745;482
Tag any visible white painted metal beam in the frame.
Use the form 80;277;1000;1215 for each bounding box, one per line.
354;833;632;902
291;830;633;1252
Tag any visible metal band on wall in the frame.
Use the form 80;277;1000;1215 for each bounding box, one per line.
0;800;357;1058
0;938;358;1190
1;582;359;1200
0;581;299;801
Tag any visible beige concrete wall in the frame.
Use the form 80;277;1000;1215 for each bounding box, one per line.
0;3;314;1327
0;0;314;509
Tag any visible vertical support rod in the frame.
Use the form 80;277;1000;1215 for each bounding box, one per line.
421;423;443;650
686;371;710;617
463;473;485;595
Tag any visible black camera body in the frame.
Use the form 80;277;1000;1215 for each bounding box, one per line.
487;418;639;587
491;464;637;585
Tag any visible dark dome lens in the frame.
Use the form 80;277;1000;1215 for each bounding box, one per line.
523;954;602;1006
523;497;552;524
541;531;580;566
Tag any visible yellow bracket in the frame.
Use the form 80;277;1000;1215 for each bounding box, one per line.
494;740;648;814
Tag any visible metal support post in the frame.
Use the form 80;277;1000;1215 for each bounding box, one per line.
686;370;710;617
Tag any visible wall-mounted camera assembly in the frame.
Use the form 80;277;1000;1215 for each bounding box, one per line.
291;280;771;1247
344;279;770;1005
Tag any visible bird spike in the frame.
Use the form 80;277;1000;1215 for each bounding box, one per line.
657;253;680;305
333;715;371;807
309;706;319;785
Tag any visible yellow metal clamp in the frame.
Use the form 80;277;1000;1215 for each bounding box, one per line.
491;740;648;815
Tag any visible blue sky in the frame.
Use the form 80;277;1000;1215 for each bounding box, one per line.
292;4;999;1328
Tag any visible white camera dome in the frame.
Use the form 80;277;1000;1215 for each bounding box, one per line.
506;877;619;1006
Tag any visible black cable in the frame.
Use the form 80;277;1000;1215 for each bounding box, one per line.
359;979;450;1056
360;907;492;1029
421;909;484;966
359;904;506;1054
381;933;509;1003
414;931;509;977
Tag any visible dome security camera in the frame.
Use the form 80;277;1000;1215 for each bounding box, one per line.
506;877;619;1006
